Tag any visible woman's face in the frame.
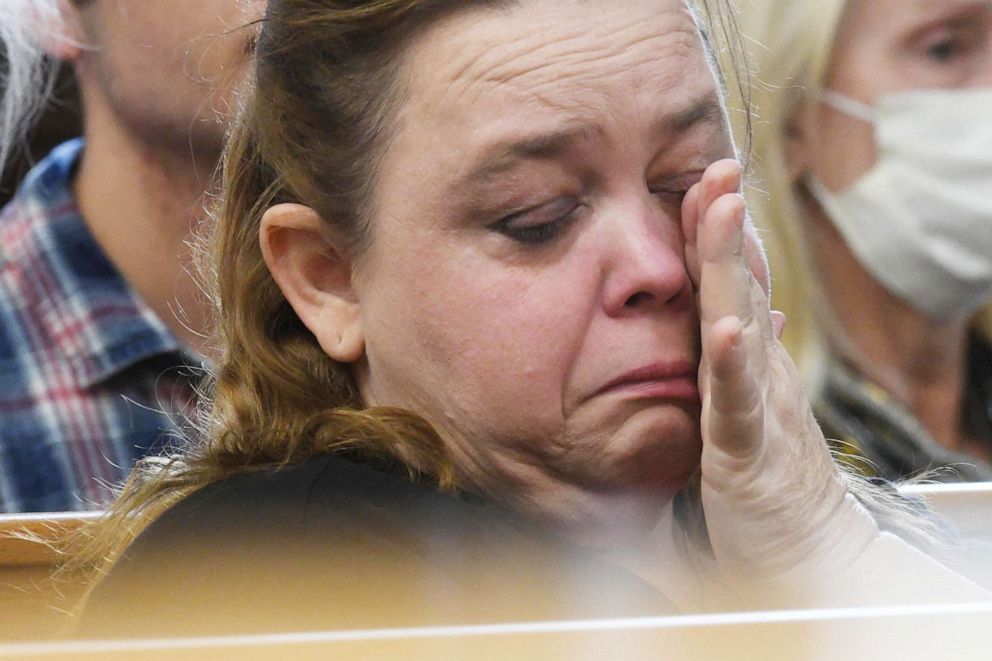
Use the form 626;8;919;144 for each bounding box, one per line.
811;0;992;190
350;0;734;524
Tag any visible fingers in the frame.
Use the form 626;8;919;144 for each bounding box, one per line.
696;160;743;220
704;316;763;458
695;161;781;460
698;192;753;329
685;159;771;298
697;194;767;460
682;182;701;246
682;184;702;289
683;159;743;292
696;180;775;355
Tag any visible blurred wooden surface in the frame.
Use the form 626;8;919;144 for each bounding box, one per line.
1;602;991;660
0;484;989;655
0;512;100;640
0;512;99;566
900;482;992;541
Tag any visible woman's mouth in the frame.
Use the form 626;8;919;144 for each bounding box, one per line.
594;361;700;402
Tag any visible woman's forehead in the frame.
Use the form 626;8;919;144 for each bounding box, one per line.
413;0;702;94
393;0;718;157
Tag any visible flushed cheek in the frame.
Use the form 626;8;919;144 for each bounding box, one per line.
411;273;594;432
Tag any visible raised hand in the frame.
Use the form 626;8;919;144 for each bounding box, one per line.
682;160;880;592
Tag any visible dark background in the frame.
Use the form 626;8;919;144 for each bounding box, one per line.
0;59;83;207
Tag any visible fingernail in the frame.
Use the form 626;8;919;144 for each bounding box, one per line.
733;194;747;219
770;311;787;339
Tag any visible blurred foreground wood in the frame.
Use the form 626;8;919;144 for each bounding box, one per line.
900;482;992;540
0;512;100;640
0;484;990;658
901;482;992;587
0;602;990;660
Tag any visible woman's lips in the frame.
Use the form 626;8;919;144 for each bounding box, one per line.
595;361;701;402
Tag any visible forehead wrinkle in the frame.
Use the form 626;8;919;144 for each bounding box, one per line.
489;25;697;85
439;16;579;89
496;34;703;122
386;1;717;198
440;7;655;83
421;4;701;112
454;33;703;143
471;25;699;107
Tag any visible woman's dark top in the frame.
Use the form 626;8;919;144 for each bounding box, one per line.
79;454;676;637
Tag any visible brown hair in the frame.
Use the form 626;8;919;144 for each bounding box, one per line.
60;0;749;583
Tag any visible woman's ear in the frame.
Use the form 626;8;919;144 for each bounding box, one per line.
260;203;365;363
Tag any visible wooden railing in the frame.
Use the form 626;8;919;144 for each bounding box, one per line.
0;511;100;640
0;484;989;655
900;482;992;540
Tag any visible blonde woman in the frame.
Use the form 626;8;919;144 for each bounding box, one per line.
64;0;986;636
738;0;992;481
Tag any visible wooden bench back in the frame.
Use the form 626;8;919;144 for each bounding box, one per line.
0;512;101;640
0;483;989;646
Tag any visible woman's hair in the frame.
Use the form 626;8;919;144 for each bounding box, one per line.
731;0;850;384
0;0;65;179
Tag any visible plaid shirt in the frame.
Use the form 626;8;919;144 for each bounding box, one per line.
0;140;202;513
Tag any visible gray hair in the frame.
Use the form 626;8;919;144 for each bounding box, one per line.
0;0;67;179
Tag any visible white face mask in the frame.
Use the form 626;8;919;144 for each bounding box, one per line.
805;87;992;321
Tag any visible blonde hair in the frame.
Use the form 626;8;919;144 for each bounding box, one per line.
737;0;992;388
732;0;849;383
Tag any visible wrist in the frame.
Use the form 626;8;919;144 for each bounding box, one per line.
707;491;883;611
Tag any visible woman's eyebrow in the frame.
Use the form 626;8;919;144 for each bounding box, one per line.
462;126;594;185
652;96;725;138
459;95;725;187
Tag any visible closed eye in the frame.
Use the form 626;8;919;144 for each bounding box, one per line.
649;186;691;205
492;197;583;245
649;172;704;206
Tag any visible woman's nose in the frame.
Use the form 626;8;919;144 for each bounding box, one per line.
600;202;692;317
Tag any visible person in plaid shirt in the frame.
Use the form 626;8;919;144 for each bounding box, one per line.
0;1;261;512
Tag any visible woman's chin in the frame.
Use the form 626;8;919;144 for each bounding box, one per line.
557;403;702;494
450;404;701;548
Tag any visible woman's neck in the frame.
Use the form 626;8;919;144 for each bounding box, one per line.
808;206;985;459
835;300;970;449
